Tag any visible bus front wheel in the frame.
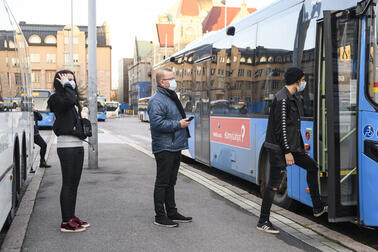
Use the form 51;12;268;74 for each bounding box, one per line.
259;151;292;209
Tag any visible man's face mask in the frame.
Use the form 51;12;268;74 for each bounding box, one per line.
297;81;306;92
168;79;177;91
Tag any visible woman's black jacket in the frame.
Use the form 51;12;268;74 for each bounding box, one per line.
47;84;78;137
264;86;305;155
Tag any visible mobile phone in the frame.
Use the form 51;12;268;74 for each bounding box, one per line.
187;116;194;121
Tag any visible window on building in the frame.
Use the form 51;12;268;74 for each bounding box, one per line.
32;71;40;83
73;54;79;64
46;71;55;83
30;54;40;63
29;35;41;44
4;40;7;48
11;58;19;67
15;73;22;86
238;69;244;77
64;51;70;65
9;40;14;48
5;57;8;66
46;54;56;63
44;35;56;44
247;70;252;77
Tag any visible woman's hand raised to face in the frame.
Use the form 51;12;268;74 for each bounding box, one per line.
56;73;69;85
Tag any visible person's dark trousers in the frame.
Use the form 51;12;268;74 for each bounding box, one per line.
57;147;84;222
153;150;181;219
34;134;47;162
259;152;322;223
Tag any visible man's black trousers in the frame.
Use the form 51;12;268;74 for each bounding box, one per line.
153;150;181;219
34;134;47;162
259;152;322;223
57;147;84;222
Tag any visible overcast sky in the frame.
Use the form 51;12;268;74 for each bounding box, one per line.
8;0;277;88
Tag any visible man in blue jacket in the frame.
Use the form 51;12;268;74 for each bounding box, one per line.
148;68;192;228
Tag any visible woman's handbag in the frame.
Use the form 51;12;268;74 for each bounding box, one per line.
73;107;92;140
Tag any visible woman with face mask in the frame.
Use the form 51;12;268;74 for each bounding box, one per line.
47;70;90;233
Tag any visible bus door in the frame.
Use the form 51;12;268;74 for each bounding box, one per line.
318;10;360;222
194;51;212;165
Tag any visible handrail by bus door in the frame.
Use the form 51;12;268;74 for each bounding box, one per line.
324;10;357;222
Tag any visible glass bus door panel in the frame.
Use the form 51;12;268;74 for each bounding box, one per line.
194;60;211;165
323;10;358;222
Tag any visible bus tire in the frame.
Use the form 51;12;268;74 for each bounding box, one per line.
4;164;18;229
21;136;27;181
259;150;292;209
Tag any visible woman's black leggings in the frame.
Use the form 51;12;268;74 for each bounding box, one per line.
57;147;84;222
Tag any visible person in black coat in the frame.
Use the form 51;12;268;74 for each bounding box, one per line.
257;67;327;234
47;70;89;233
32;109;51;170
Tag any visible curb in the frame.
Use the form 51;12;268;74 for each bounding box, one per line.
109;130;375;252
0;132;55;252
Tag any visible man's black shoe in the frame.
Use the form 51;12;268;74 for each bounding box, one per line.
40;161;51;168
313;205;328;217
168;213;192;223
30;169;36;173
153;216;178;228
257;220;280;234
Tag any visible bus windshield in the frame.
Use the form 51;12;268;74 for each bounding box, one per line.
106;102;118;111
97;100;106;112
32;91;51;112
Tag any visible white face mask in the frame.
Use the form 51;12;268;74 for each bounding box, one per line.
168;79;177;91
69;80;76;90
297;81;307;92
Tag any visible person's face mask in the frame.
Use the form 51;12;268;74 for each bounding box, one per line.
297;81;307;92
69;80;76;90
168;79;177;91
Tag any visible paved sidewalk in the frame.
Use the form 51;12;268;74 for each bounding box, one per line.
21;137;316;251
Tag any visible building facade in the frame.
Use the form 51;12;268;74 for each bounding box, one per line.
18;21;112;100
118;58;133;103
128;61;152;110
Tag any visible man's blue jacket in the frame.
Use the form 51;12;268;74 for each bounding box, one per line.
148;86;188;154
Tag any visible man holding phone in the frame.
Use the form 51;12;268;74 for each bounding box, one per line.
148;68;192;228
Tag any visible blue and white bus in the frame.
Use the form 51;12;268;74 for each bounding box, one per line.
155;0;378;226
97;96;107;121
0;0;34;230
32;89;54;127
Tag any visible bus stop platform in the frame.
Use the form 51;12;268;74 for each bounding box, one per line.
2;130;367;252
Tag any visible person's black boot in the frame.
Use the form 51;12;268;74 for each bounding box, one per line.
40;160;51;168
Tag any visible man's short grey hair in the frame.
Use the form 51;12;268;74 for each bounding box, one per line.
156;68;173;86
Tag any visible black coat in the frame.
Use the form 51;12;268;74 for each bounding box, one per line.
264;87;305;166
47;84;79;137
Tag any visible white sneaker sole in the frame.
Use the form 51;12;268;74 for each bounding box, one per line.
153;221;178;228
314;206;328;217
60;227;86;233
171;219;192;223
256;226;280;234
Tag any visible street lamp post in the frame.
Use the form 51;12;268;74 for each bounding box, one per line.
88;0;98;168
